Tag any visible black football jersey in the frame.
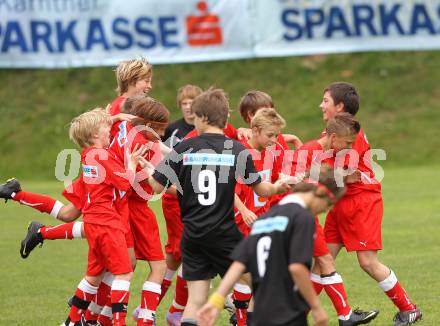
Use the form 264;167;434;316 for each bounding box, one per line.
231;195;315;326
163;118;194;149
153;133;261;239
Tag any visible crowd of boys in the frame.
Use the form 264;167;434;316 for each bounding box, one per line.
0;58;422;326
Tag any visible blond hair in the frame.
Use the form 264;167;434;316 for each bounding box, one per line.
115;58;152;95
69;108;111;148
177;84;203;107
250;108;286;131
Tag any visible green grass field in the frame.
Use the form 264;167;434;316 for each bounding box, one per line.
0;165;438;325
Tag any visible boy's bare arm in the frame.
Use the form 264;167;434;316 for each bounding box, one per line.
252;178;290;198
289;263;328;326
57;203;82;222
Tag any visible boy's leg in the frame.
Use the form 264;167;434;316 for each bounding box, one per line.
84;271;113;323
20;221;84;258
63;275;101;325
167;266;188;325
111;275;132;326
357;250;421;323
181;280;210;325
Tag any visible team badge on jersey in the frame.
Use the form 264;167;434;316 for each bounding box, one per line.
117;121;128;147
83;165;99;178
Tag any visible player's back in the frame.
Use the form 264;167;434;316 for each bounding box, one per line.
231;195;315;326
165;133;260;240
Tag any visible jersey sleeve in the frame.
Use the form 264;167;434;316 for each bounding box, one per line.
287;211;315;266
61;179;85;210
152;148;182;187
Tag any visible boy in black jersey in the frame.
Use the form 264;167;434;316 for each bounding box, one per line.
147;88;290;326
198;167;346;326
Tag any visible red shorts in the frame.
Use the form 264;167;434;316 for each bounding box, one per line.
84;223;132;276
313;216;329;257
162;197;183;261
128;199;164;261
324;191;383;252
116;197;134;248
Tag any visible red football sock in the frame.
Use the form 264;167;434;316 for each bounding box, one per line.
322;273;352;319
13;191;63;217
169;272;188;313
111;279;131;326
85;272;113;321
97;301;113;326
379;270;416;312
311;273;324;295
159;269;175;303
68;278;98;322
233;284;252;326
39;221;83;240
137;281;161;326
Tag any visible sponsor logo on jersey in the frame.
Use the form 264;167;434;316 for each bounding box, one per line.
251;216;288;235
83;165;99;178
117;121;128;147
183;153;235;166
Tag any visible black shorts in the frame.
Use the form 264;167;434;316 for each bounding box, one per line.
255;312;308;326
180;233;241;281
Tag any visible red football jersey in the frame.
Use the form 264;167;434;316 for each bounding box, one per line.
109;121;162;201
321;128;381;195
62;178;86;210
80;146;133;230
235;138;282;220
109;95;126;116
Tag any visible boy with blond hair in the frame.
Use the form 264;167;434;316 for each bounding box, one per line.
62;108;145;326
109;57;153;116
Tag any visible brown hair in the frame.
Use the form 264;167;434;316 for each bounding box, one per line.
239;90;274;124
177;84;203;107
251;108;286;131
292;165;346;201
115;58;152;95
326;112;360;137
191;88;229;129
122;95;169;129
69;108;111;148
324;82;359;116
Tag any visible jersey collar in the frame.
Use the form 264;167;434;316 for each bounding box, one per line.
278;194;306;208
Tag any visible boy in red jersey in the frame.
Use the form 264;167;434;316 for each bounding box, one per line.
231;108;286;326
109;95;170;326
320;82;421;326
290;113;378;326
109;58;153;116
62;108;145;326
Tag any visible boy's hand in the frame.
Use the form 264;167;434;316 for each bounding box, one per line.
126;144;148;171
197;303;220;326
274;177;291;194
311;305;328;326
237;128;252;141
344;170;361;184
241;208;258;227
283;133;303;148
111;112;137;123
